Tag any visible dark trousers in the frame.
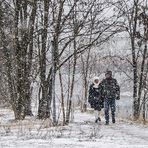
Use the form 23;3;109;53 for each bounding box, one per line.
104;98;116;123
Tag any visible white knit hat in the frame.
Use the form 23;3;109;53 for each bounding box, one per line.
93;76;99;82
92;76;100;88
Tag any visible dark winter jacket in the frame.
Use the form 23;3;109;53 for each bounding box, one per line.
88;84;104;111
100;78;120;100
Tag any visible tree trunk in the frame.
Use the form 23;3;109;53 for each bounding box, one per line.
59;69;66;125
137;42;147;117
38;0;50;119
130;0;139;120
65;14;78;124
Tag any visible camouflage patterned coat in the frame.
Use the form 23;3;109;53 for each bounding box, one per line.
100;78;120;100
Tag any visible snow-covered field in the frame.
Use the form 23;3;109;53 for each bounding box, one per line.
0;108;148;148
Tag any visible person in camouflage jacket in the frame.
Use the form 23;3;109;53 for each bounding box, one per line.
88;77;104;123
100;70;120;125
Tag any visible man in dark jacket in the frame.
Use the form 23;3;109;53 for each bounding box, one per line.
88;77;104;123
100;71;120;125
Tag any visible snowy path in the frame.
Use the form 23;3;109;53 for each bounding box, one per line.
0;109;148;148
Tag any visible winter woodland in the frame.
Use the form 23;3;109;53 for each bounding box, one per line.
0;0;148;147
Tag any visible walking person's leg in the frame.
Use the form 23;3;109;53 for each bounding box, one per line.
94;110;101;123
110;99;116;123
94;110;99;123
98;110;101;121
104;99;109;124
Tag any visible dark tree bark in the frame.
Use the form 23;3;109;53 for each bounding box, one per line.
0;0;37;119
38;0;50;119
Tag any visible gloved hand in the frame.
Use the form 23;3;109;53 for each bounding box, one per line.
116;96;120;100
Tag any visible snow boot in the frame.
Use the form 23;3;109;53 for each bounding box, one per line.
105;121;109;125
112;118;115;124
95;117;101;123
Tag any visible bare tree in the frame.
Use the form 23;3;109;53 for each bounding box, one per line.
36;0;123;124
1;0;124;124
1;0;37;119
111;0;148;120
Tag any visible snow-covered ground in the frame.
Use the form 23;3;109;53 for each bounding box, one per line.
0;108;148;148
